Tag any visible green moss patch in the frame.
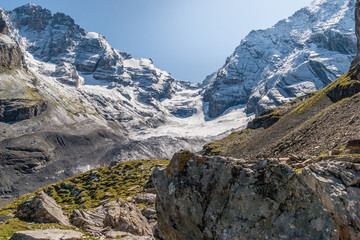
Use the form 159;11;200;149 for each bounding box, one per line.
0;159;168;216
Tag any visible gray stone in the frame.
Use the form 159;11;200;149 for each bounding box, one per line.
0;34;24;69
105;230;153;240
71;198;152;237
133;194;156;205
141;207;156;221
10;229;84;240
15;192;70;226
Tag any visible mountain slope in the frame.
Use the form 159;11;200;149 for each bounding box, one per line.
203;0;357;118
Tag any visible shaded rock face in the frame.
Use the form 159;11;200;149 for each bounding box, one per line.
9;4;179;103
0;13;8;34
70;198;152;238
10;229;84;240
301;159;360;240
352;0;360;67
0;13;23;68
154;152;338;240
0;34;24;69
326;66;360;102
15;191;70;226
0;98;47;123
247;109;282;129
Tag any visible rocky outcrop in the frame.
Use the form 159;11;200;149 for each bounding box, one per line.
0;34;24;69
134;193;156;205
15;191;70;226
10;229;84;240
247;110;282;129
0;98;47;123
0;13;8;34
154;152;340;240
301;159;360;240
352;0;360;67
0;13;24;68
326;65;360;102
70;198;152;238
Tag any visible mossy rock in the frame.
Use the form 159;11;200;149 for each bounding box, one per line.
0;159;169;217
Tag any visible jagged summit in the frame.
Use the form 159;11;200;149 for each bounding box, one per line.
203;0;357;117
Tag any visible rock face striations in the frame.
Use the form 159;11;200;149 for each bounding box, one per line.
203;0;357;117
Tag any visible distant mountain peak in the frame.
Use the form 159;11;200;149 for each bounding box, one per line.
202;0;357;117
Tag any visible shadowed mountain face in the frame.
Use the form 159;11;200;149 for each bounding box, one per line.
203;0;357;117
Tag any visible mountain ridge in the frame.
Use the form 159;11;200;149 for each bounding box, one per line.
203;0;357;117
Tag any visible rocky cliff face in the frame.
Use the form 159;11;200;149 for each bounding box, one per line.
0;13;23;69
352;0;360;66
154;151;360;240
203;0;357;117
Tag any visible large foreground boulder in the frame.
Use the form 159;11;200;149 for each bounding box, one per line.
301;158;360;240
70;198;152;238
10;229;84;240
15;191;70;226
153;151;341;240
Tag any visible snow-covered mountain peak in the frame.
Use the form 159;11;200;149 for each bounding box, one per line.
203;0;357;118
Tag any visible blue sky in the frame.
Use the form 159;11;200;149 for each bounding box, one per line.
1;0;313;83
